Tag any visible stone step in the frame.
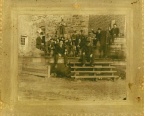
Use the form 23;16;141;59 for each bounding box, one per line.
69;61;113;64
71;75;119;78
71;66;115;69
71;71;117;73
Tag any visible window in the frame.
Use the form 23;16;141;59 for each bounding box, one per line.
21;35;27;45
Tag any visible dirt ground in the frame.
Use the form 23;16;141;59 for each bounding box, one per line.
18;74;127;102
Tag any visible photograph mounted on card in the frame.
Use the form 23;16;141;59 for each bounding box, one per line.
17;13;127;102
1;0;144;115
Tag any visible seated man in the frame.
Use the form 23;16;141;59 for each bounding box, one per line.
54;40;64;67
80;41;95;66
53;40;69;68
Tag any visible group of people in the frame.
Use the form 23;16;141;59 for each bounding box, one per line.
36;24;120;67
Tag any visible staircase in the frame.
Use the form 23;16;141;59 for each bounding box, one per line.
19;57;123;80
109;38;126;59
69;60;119;81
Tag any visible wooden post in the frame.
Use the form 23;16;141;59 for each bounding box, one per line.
47;65;51;79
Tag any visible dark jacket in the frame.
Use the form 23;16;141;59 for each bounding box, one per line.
110;27;119;37
54;43;65;55
80;34;87;48
36;36;42;49
92;30;102;41
41;36;45;45
100;31;107;46
82;43;94;55
96;32;102;41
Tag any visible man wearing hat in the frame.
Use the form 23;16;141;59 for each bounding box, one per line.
91;28;102;47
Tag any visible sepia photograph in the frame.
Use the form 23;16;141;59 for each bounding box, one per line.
18;14;127;101
1;0;144;115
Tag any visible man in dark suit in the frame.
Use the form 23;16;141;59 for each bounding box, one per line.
110;24;119;43
36;34;42;50
92;28;102;47
80;41;95;66
54;40;64;67
59;19;66;37
92;28;107;58
79;30;87;51
99;30;107;58
71;31;78;57
75;37;81;57
54;40;69;67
